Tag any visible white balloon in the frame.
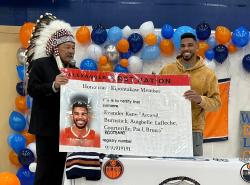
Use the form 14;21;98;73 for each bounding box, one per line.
29;162;37;173
27;142;37;159
139;21;154;38
128;56;143;73
205;59;216;70
75;60;81;69
122;25;132;38
86;44;103;61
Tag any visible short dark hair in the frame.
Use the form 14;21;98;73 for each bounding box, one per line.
72;101;88;112
181;33;197;41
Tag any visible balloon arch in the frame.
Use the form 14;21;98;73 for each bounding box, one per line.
2;19;250;185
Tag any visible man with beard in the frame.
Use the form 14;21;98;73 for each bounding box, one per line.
159;33;221;156
60;101;100;147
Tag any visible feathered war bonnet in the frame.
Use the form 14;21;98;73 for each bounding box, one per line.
25;13;75;72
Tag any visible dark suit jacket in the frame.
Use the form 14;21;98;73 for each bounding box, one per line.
28;56;75;136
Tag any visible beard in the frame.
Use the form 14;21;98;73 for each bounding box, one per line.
74;120;88;129
182;52;194;61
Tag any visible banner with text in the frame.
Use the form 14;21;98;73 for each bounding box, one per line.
240;111;250;161
59;69;193;157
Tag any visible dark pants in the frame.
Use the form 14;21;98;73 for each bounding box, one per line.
35;135;67;185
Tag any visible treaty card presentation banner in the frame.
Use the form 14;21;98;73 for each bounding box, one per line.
59;69;193;157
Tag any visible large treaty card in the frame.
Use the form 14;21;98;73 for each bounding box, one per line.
59;69;193;157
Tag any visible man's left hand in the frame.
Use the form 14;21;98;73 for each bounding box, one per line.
183;90;202;104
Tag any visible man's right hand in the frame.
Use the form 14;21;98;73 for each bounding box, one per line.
54;73;69;90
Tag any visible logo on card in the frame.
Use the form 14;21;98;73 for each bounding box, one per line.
103;159;124;179
240;163;250;183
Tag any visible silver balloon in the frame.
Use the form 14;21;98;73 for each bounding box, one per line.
104;44;119;63
16;48;26;65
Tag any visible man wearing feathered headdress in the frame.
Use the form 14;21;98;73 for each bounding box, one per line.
26;13;76;185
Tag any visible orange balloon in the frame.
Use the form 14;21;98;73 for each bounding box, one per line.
160;39;174;56
21;130;35;145
144;33;157;46
0;172;20;185
197;41;209;58
215;26;231;44
19;22;35;48
98;61;113;72
116;39;129;53
76;26;90;44
9;150;21;168
227;43;237;53
120;59;129;67
15;96;28;113
99;55;108;65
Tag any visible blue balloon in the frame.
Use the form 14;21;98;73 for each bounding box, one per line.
108;26;122;44
156;35;162;45
141;45;160;62
128;33;143;53
17;167;35;185
205;49;215;61
17;65;25;81
120;50;132;59
114;64;129;73
242;54;250;72
26;95;32;109
16;81;25;96
207;36;217;48
7;133;15;146
9;133;26;153
9;111;26;132
91;24;107;45
196;22;211;40
173;26;196;49
18;148;35;167
161;24;174;39
80;59;97;71
213;45;228;64
232;26;249;47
